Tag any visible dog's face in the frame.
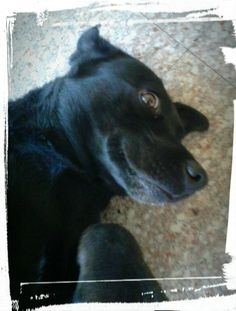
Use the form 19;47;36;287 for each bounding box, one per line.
68;27;209;204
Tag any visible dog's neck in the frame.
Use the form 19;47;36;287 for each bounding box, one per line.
38;78;121;196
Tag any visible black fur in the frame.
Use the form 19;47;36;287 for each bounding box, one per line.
8;26;209;307
73;223;168;303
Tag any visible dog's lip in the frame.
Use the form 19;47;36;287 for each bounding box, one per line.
157;185;204;202
154;181;202;202
155;184;175;200
132;172;179;202
147;180;181;202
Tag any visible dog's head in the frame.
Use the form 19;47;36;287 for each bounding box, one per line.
67;27;209;204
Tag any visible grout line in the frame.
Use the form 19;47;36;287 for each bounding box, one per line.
140;13;236;90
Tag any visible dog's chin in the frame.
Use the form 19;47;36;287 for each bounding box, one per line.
126;187;174;206
116;175;174;205
128;189;192;206
121;177;191;205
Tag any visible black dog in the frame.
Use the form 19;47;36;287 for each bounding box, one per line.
8;26;209;308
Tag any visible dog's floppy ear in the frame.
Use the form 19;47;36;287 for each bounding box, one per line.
175;102;209;136
69;26;120;74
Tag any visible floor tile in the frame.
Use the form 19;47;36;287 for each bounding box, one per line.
142;15;236;87
9;9;187;99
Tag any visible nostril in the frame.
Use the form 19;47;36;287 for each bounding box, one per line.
186;164;202;182
188;171;202;182
185;160;207;187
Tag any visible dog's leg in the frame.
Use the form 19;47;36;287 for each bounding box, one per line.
73;223;168;303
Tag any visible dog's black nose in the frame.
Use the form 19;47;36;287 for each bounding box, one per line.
185;160;207;190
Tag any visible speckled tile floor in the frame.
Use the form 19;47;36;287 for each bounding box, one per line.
8;8;236;301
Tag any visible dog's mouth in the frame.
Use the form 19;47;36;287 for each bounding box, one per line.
105;146;180;204
126;174;187;205
104;135;205;205
124;162;206;205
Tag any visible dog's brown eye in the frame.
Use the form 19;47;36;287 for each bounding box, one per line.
139;91;160;110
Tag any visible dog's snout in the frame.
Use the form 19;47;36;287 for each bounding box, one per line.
185;160;207;190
